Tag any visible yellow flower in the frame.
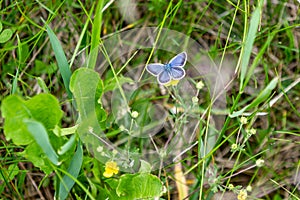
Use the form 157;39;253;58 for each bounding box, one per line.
237;189;247;200
164;79;180;86
103;161;119;178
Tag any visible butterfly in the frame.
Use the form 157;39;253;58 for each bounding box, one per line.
146;52;187;85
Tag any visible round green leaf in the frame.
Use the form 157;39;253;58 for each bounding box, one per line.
116;173;163;199
0;28;13;43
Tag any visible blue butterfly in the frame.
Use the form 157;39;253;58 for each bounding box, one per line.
146;52;187;85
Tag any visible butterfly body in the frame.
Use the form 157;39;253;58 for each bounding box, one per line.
146;52;187;85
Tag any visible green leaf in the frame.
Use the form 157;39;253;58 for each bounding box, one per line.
36;77;50;93
44;22;72;98
70;68;102;118
0;164;19;181
58;134;76;155
20;143;54;174
240;0;264;90
12;68;19;94
0;21;2;32
246;77;278;109
104;76;134;92
1;95;33;145
116;173;163;199
88;0;104;69
25;93;63;130
33;60;57;75
105;179;119;190
138;160;152;173
58;141;83;200
1;94;63;145
70;68;105;130
0;28;13;43
231;77;279;117
70;68;107;160
100;179;128;200
24;119;60;165
244;32;276;87
16;34;29;69
53;125;78;137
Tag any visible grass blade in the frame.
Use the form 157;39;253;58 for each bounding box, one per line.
231;77;279;117
58;141;83;200
12;69;19;95
87;0;104;69
24;119;60;165
57;134;76;155
44;21;72;98
36;77;50;93
244;31;276;87
239;0;264;91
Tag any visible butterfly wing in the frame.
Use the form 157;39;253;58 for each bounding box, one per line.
158;70;171;84
146;63;165;76
170;67;185;80
146;52;187;85
168;52;187;67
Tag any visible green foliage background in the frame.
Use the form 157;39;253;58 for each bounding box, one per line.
0;0;299;199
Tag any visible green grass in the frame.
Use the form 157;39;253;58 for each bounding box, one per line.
1;0;300;199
